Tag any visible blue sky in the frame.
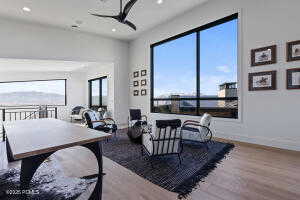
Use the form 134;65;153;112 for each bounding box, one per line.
0;80;65;95
153;19;237;97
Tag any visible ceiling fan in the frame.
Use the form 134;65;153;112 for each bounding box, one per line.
90;0;139;31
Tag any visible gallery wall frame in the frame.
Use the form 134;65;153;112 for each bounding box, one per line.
248;71;277;91
287;40;300;62
287;68;300;89
133;80;139;87
141;70;147;76
141;79;147;86
141;89;147;96
133;71;139;78
133;90;139;96
251;45;277;66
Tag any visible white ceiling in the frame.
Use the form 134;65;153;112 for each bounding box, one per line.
0;0;208;40
0;58;112;72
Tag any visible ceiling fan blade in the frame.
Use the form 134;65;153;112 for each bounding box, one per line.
124;20;137;31
90;13;119;20
123;0;138;19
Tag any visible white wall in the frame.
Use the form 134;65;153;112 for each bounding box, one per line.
129;0;300;151
0;71;86;121
0;17;130;125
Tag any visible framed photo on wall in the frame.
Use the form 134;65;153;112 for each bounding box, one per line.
141;69;147;76
133;90;139;96
141;79;147;86
249;71;277;91
287;40;300;62
133;71;139;78
141;89;147;96
133;80;139;87
251;45;277;66
287;68;300;89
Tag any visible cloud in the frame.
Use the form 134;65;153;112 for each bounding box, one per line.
200;75;236;95
216;65;231;73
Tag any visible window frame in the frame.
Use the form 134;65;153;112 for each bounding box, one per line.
150;13;238;118
0;79;67;106
88;76;108;109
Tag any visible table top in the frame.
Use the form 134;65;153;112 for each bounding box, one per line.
3;118;111;160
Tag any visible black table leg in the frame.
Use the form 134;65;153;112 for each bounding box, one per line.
20;152;54;199
19;141;103;200
82;141;103;200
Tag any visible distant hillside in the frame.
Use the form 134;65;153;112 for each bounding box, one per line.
0;91;65;106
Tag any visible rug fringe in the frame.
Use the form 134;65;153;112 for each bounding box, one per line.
173;143;235;199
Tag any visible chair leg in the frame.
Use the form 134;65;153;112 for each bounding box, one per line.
178;154;182;165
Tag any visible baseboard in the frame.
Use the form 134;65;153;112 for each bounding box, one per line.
214;132;300;153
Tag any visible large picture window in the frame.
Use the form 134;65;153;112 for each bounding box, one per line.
151;14;238;118
89;76;108;109
0;79;67;106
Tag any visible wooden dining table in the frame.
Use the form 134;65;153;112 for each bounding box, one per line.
2;118;111;200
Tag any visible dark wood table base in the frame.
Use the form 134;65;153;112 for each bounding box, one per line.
19;142;103;200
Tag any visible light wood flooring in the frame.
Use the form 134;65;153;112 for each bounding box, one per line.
1;136;300;200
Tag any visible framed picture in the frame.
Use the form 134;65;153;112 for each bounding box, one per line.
141;89;147;96
287;68;300;89
249;71;276;91
287;40;300;62
251;45;277;66
141;70;147;76
133;80;139;87
133;71;139;78
141;79;147;86
133;90;139;96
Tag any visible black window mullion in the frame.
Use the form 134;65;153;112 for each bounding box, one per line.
196;31;200;116
88;81;92;108
99;78;103;107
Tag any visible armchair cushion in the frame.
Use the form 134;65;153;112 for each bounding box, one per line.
84;110;105;129
95;124;117;133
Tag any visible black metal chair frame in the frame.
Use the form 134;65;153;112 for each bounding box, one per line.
181;120;213;151
141;122;183;168
83;110;117;138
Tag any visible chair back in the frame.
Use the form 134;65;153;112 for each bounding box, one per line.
83;110;104;129
129;109;142;121
71;106;85;115
152;119;182;155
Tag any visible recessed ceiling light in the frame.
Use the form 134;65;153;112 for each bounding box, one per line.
157;0;163;4
22;7;31;12
112;28;116;32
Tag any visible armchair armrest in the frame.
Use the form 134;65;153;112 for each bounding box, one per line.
91;120;107;125
103;118;116;124
183;120;200;125
181;122;213;142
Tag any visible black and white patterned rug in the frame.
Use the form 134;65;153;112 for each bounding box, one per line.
0;158;97;200
103;133;234;198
